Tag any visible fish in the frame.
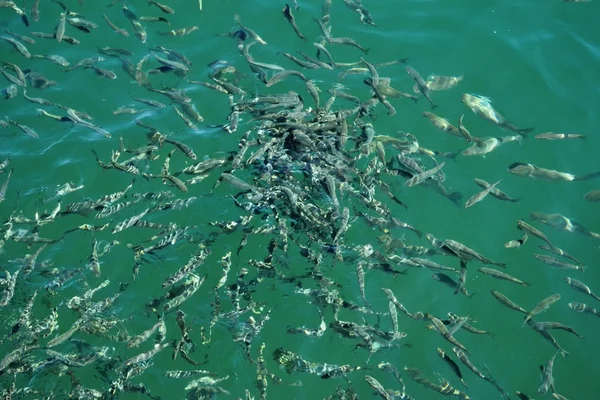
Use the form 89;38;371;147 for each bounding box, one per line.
517;220;554;248
0;35;31;58
539;244;580;265
461;93;533;136
0;168;13;203
474;178;520;202
437;348;468;388
462;135;523;156
405;162;445;187
568;302;600;317
538;352;559;394
328;36;369;54
452;347;485;379
509;162;600;182
504;232;528;249
430;317;469;353
423;112;461;137
234;14;267;45
465;179;502;208
103;13;129;36
529;321;584;339
584;190;600;202
364;375;392;400
533;254;586;272
454;260;468;296
524;294;561;326
407;66;437;108
426;74;464;91
282;4;305;40
479;267;529;287
148;0;174;14
56;12;66;42
535;132;586;140
6;118;38;138
563;277;600;302
31;0;40;21
490;290;528;314
530;212;600;239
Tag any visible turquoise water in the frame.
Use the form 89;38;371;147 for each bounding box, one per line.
1;0;599;398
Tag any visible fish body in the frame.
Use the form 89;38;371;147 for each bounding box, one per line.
462;135;522;156
465;179;502;208
563;277;600;301
524;294;561;325
461;93;533;136
534;254;585;272
491;290;527;314
479;267;528;286
535;132;586;140
568;302;599;317
423;112;461;137
508;163;591;182
405;162;445;187
474;179;519;202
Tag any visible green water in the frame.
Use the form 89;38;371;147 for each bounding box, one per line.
1;0;600;399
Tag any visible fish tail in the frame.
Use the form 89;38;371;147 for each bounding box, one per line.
574;170;600;181
517;127;534;136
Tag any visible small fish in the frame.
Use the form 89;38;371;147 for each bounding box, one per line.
356;261;369;309
538;352;558;394
431;317;469;353
149;0;175;14
407;66;437;108
524;293;561;326
56;12;66;42
405;162;445;187
530;321;584;339
423;112;461;137
490;290;527;314
437;348;468;388
539;244;580;265
504;232;528;249
0;35;31;58
426;74;464;91
517;220;554;248
568;302;600;317
103;13;129;36
563;277;600;302
479;267;529;287
534;254;586;272
474;178;520;203
6;118;38;138
0;168;13;203
465;179;502;208
452;347;485;379
31;0;40;21
282;4;305;40
462;93;533;136
535;132;586;140
457;114;473;142
510;162;600;182
328;36;369;54
234;14;267;45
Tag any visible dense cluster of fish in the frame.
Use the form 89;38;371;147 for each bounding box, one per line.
0;0;598;399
